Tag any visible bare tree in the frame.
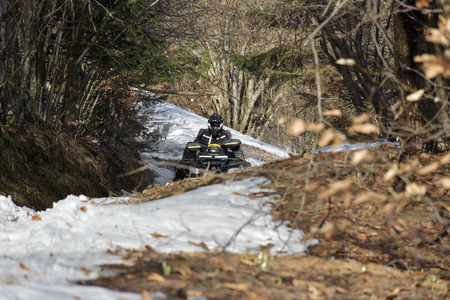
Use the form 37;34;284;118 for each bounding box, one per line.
0;0;173;141
156;0;308;138
295;0;449;151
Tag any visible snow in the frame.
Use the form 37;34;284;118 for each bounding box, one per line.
0;98;398;300
0;100;304;300
315;140;399;153
138;101;289;184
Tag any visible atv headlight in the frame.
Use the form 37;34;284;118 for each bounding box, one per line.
189;167;200;175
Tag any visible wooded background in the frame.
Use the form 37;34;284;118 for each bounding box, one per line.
0;0;448;153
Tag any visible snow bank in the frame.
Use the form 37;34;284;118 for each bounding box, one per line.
0;177;316;299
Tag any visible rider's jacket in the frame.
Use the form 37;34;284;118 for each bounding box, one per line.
194;128;232;146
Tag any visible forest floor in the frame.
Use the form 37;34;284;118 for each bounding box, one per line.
85;144;450;299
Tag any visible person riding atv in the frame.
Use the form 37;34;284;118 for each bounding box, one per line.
174;113;251;180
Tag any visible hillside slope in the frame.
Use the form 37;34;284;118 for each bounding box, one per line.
85;144;450;299
0;124;154;210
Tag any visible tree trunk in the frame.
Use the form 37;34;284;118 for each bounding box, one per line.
393;0;447;151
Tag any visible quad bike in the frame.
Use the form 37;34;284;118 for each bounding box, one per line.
174;139;251;180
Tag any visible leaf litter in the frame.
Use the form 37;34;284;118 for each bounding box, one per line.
85;145;449;299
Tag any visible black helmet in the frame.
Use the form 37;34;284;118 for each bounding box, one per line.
208;113;224;138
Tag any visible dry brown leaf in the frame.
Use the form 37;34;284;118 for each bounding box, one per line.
382;203;395;215
318;130;335;147
438;15;450;34
308;122;325;132
343;190;352;207
232;191;247;197
121;261;136;267
438;177;450;189
249;192;266;199
415;0;430;8
239;258;256;266
337;219;352;231
405;183;427;196
81;267;91;276
318;180;352;199
352;113;370;124
309;225;319;235
246;291;270;300
210;256;234;272
416;161;440;175
354;191;388;205
277;117;287;125
292;280;330;297
151;232;169;238
425;28;449;46
336;58;356;66
399;158;419;173
189;241;209;250
32;214;41;221
319;222;335;240
439;152;450;165
318;130;346;148
414;54;450;78
348;123;378;134
383;164;399;181
286;118;306;136
80;206;87;212
221;282;251;291
323;109;343;117
406;89;425;102
332;132;347;146
147;272;165;282
172;261;192;276
20;263;32;272
304;182;321;192
351;149;375;165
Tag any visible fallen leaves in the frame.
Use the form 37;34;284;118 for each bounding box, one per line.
416;161;440;175
415;0;431;9
220;282;251;292
406;89;425;102
85;243;450;300
414;53;450;78
351;149;375;165
188;241;209;250
323;109;343;117
19;262;32;272
318;129;347;148
29;212;41;221
308;122;325;132
438;177;450;189
348;123;378;135
84;150;450;300
336;58;356;66
81;267;91;276
286;118;306;136
318;180;352;199
354;191;388;205
405;183;427;196
20;262;37;274
151;232;169;238
146;272;165;282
